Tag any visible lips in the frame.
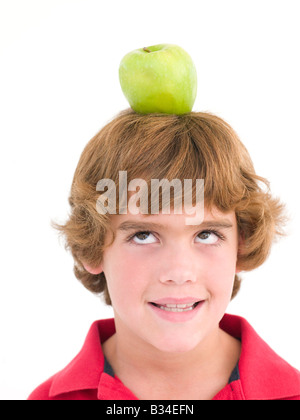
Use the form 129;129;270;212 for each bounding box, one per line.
149;298;203;313
148;298;205;322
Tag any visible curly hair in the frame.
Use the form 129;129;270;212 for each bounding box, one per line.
53;109;286;304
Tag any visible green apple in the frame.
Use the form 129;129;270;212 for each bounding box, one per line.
119;44;197;115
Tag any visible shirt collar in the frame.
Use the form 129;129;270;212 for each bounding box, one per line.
49;314;300;400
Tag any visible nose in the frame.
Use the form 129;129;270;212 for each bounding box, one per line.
159;247;198;285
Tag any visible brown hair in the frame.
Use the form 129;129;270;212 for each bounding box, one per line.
54;109;286;304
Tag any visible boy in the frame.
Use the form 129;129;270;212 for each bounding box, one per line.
29;110;300;400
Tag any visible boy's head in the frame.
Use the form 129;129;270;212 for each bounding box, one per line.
56;109;285;307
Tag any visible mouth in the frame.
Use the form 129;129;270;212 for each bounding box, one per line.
149;301;202;313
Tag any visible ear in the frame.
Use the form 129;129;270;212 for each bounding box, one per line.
83;263;103;275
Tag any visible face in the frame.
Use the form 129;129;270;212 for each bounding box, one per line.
94;207;240;353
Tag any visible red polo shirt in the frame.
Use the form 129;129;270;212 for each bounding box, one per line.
28;314;300;400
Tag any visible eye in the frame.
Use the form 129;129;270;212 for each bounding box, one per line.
130;231;157;245
195;230;222;245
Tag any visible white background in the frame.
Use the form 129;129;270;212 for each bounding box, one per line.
0;0;299;400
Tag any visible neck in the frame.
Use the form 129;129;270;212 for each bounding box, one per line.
103;317;240;399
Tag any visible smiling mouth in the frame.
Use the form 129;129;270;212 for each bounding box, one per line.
150;301;201;312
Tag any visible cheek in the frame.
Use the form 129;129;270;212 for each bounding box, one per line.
204;248;237;298
102;247;151;306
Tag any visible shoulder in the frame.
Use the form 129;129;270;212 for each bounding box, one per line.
28;319;116;400
221;314;300;400
28;376;55;400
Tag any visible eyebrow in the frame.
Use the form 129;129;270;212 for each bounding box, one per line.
117;220;233;232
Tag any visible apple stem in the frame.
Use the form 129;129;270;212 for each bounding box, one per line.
143;47;151;53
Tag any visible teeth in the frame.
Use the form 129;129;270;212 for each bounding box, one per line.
156;302;198;312
158;306;193;312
